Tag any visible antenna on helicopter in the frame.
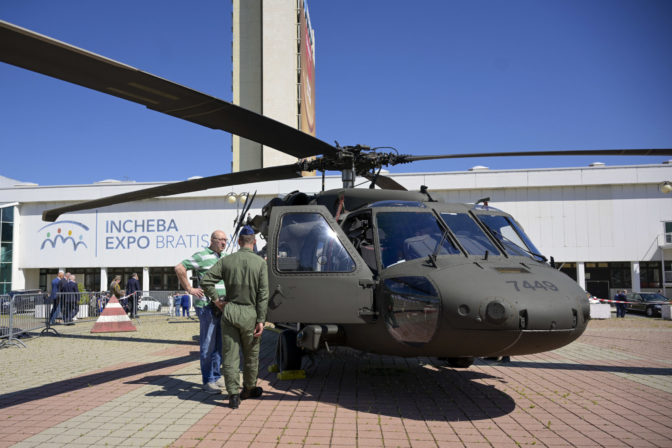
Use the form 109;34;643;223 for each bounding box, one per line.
420;185;435;201
227;191;257;253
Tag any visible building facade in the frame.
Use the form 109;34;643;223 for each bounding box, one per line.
232;0;316;172
1;163;671;298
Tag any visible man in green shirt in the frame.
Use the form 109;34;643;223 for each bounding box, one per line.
201;226;268;409
175;230;228;394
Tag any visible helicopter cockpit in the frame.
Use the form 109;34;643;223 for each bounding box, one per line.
373;206;461;268
340;200;547;273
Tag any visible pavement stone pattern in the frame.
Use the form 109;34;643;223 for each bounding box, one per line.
1;314;671;447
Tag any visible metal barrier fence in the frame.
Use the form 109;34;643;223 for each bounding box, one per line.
1;292;49;348
44;291;178;324
1;290;189;348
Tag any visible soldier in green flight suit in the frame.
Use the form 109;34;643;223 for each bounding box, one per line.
201;225;268;409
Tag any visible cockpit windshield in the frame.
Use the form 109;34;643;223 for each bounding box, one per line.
476;214;545;262
439;213;501;257
376;211;460;268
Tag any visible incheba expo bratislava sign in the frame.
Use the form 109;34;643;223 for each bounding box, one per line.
19;203;231;268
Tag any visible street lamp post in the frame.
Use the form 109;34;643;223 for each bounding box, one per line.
226;192;248;226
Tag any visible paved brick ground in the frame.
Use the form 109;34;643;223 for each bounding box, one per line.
1;314;671;447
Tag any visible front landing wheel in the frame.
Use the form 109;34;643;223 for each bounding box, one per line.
276;329;303;371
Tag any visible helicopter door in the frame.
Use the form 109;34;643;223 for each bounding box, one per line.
267;205;375;323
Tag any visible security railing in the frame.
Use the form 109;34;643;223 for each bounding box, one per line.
45;291;178;324
2;290;191;348
1;292;48;348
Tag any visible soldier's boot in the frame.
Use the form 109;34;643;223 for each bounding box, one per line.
240;386;263;400
229;394;240;409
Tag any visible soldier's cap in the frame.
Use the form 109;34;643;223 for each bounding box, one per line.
240;225;255;236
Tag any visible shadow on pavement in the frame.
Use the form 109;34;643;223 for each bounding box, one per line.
43;332;199;346
129;344;517;422
483;360;672;376
0;351;199;410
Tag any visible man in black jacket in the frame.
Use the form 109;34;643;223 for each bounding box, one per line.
615;290;628;318
125;273;141;318
64;274;79;325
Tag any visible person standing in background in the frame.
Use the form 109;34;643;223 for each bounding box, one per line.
109;275;123;298
172;292;181;317
59;272;71;323
64;274;79;325
614;289;628;318
125;273;141;318
48;270;64;325
181;292;191;318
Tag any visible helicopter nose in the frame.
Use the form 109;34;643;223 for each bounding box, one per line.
429;261;589;355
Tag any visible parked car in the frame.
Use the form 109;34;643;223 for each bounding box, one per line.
138;297;162;312
625;292;670;317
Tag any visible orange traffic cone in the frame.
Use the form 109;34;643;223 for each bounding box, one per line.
91;296;137;333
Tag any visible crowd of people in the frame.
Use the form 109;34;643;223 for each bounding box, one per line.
48;271;80;326
47;271;145;325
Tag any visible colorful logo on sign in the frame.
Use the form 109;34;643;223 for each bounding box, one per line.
39;221;89;251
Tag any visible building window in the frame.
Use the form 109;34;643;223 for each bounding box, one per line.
0;206;14;294
608;262;631;289
559;262;577;281
664;261;672;285
584;262;631;289
640;261;662;289
150;267;179;292
666;222;672;244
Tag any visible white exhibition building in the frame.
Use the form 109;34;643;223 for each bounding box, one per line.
1;162;671;300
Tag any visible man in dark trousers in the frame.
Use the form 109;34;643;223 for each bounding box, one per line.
175;230;228;394
64;274;79;325
201;226;269;409
615;289;628;318
125;273;141;318
48;270;64;325
58;272;73;325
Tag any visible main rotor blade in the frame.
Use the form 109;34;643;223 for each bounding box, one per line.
404;148;672;162
0;20;337;160
363;173;407;191
42;164;302;222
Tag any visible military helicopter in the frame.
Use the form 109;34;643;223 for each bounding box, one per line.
2;20;670;371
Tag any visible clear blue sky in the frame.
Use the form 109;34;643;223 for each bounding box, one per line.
1;0;671;186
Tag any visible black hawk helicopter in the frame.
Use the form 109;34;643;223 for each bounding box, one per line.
2;20;670;370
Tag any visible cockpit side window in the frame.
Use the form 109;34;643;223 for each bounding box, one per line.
277;213;355;273
343;212;378;274
440;212;501;257
376;211;460;268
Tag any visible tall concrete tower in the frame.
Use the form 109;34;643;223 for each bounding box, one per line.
232;0;316;172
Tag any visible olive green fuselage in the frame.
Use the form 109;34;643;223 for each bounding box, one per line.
266;188;588;358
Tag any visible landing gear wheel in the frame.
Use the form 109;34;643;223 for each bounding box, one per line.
445;357;474;368
276;329;303;371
